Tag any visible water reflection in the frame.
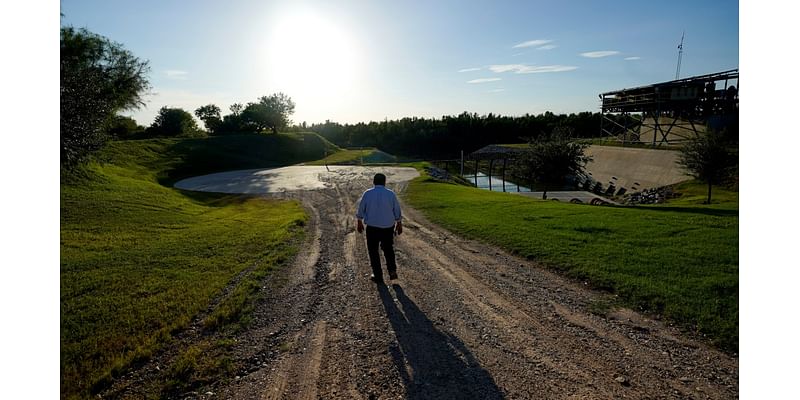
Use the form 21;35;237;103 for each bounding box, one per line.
462;172;533;192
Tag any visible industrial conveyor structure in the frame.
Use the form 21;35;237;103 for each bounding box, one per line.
600;69;738;146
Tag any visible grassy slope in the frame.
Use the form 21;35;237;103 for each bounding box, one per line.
110;132;339;185
306;147;398;165
405;177;738;351
61;133;329;399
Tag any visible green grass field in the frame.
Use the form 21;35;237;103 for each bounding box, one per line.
61;133;328;399
405;177;738;351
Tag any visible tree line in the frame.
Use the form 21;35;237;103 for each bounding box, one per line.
103;93;296;140
307;111;627;160
192;93;295;136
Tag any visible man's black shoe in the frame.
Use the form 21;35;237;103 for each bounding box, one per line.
370;274;385;284
389;271;398;280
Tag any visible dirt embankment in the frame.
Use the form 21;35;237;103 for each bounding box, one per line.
105;167;738;399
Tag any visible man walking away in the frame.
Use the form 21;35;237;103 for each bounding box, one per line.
356;173;403;284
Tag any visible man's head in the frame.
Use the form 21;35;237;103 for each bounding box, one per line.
373;173;386;186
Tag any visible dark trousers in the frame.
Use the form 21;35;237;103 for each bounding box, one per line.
366;225;396;279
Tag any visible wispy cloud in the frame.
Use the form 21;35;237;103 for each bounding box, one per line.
489;64;578;74
512;52;526;57
164;69;189;80
488;88;506;93
580;51;620;58
467;77;502;84
624;56;641;61
512;39;552;48
537;44;557;50
458;67;482;72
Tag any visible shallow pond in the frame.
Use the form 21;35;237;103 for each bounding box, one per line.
462;172;533;192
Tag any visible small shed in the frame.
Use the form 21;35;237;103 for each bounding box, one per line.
466;144;528;191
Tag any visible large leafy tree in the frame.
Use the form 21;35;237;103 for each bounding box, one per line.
240;93;295;134
212;103;248;135
61;27;150;168
148;107;202;137
229;103;244;116
677;130;738;203
516;128;592;199
194;104;222;134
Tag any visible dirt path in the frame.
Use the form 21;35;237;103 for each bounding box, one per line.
104;167;738;399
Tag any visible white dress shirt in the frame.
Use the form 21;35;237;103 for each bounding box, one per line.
356;185;402;228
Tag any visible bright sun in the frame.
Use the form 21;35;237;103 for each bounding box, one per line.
266;11;361;109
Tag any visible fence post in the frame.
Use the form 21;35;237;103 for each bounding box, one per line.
460;150;464;177
474;159;478;187
502;158;507;192
488;159;494;191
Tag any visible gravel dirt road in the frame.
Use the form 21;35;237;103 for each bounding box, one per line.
105;166;738;399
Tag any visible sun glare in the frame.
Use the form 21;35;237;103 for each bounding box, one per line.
266;10;361;115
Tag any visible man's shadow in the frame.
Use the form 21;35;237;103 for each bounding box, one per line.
377;284;504;399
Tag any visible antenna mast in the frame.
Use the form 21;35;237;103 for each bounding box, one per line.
675;31;684;80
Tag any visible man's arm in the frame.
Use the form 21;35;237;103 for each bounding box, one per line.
393;192;402;235
356;193;367;234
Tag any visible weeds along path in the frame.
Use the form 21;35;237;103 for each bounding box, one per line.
106;167;738;399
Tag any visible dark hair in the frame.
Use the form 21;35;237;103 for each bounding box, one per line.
373;173;386;185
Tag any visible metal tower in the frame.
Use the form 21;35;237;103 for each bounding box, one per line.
675;32;685;80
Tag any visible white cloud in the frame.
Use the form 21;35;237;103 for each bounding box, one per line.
537;44;557;50
458;67;482;72
580;51;620;58
489;65;521;73
467;77;502;84
512;39;552;48
488;88;506;93
488;64;578;74
624;56;641;60
511;52;526;57
164;69;189;79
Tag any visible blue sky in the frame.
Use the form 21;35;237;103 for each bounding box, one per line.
60;0;739;126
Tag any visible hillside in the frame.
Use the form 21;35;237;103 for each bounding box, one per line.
60;133;333;399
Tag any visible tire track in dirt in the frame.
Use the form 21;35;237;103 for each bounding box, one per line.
393;206;737;399
262;320;327;400
225;175;387;400
243;191;340;400
317;179;405;399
